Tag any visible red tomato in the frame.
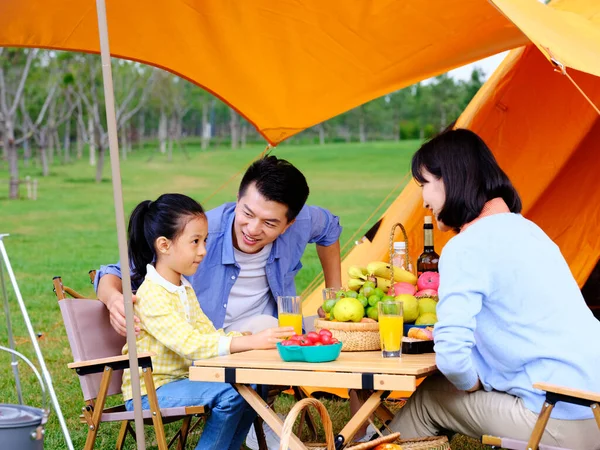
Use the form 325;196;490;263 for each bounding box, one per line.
318;329;333;339
330;338;340;344
313;342;323;346
299;338;313;346
319;335;333;345
280;340;296;346
288;334;303;342
306;331;320;344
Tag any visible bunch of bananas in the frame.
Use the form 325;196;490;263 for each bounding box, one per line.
347;261;417;292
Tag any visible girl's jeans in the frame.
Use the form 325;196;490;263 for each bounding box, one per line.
126;378;256;450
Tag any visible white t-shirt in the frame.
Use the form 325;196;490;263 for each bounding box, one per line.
223;243;276;331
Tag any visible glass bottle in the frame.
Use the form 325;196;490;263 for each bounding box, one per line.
417;216;439;276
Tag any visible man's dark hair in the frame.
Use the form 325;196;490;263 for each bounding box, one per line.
411;128;522;230
239;155;309;222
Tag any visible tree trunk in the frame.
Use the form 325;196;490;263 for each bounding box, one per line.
201;101;210;150
6;120;19;199
23;138;31;167
95;141;105;183
120;127;127;160
40;133;49;177
138;113;145;150
53;130;61;163
76;121;83;159
241;123;247;148
63;119;71;163
88;117;96;166
229;108;240;149
159;109;167;154
359;116;366;143
319;123;326;145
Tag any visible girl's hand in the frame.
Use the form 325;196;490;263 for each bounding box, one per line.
251;327;295;350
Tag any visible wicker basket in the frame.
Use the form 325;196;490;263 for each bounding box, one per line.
313;318;380;351
280;398;450;450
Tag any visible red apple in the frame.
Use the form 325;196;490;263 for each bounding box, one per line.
417;272;440;291
387;281;417;297
415;288;438;298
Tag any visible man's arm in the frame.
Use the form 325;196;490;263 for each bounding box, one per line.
316;240;342;288
97;273;140;337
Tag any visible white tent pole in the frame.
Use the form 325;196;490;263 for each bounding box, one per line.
0;235;74;450
94;1;146;447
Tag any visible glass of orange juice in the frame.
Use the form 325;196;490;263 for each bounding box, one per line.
378;300;403;358
277;295;303;336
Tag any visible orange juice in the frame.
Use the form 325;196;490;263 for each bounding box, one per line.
378;315;403;353
278;313;303;336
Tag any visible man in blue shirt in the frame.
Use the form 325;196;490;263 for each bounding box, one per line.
95;155;342;336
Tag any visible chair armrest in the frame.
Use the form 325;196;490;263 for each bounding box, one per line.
533;382;600;403
68;352;156;376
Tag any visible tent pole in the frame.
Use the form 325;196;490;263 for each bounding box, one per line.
94;1;146;448
0;235;74;450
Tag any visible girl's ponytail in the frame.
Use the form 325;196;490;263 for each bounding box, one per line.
128;200;153;283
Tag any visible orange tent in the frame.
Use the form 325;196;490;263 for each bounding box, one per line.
304;42;600;314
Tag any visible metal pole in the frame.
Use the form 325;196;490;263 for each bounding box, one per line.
0;248;23;404
0;235;74;450
94;0;146;447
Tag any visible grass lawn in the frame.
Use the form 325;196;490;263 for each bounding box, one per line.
0;140;487;449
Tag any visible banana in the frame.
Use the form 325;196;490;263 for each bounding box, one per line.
347;278;365;291
375;276;392;292
367;261;417;285
348;265;368;280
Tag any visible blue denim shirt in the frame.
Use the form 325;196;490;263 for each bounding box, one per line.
95;202;342;329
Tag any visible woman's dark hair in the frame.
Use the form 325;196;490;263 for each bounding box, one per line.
239;155;309;222
411;128;522;230
128;193;205;282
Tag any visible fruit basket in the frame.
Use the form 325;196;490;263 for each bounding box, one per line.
280;398;451;450
313;319;380;352
276;342;342;363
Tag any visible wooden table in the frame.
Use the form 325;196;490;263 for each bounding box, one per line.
190;350;437;449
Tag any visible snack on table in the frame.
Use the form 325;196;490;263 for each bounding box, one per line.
407;326;433;341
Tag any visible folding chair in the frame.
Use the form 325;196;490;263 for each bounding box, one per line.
52;275;206;450
482;383;600;450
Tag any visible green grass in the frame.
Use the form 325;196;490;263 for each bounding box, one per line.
0;140;487;449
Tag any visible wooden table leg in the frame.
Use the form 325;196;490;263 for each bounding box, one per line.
335;390;388;449
236;384;306;450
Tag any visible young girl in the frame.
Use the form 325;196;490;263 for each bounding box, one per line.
123;193;293;450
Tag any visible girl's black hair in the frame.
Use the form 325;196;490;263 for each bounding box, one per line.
411;128;522;230
127;193;205;283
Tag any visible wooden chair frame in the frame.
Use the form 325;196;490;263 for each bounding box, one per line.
53;275;205;450
482;382;600;450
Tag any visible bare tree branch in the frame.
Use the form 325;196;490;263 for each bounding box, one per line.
9;49;38;116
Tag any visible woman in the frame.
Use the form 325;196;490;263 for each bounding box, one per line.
389;129;600;449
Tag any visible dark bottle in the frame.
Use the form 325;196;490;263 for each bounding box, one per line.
417;216;439;276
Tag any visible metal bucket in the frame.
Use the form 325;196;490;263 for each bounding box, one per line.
0;404;45;449
0;346;48;450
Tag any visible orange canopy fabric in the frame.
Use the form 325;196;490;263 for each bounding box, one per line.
0;0;527;144
304;44;600;314
491;0;600;77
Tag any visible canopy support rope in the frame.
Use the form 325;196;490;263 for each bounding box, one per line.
551;58;600;116
300;172;411;298
201;144;272;204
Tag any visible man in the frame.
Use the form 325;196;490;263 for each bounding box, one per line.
95;155;342;337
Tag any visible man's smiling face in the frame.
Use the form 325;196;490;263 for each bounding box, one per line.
232;182;294;254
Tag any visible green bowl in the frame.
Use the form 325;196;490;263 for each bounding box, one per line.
276;342;342;363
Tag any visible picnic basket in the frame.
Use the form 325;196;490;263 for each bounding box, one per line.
313;222;412;352
280;398;450;450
